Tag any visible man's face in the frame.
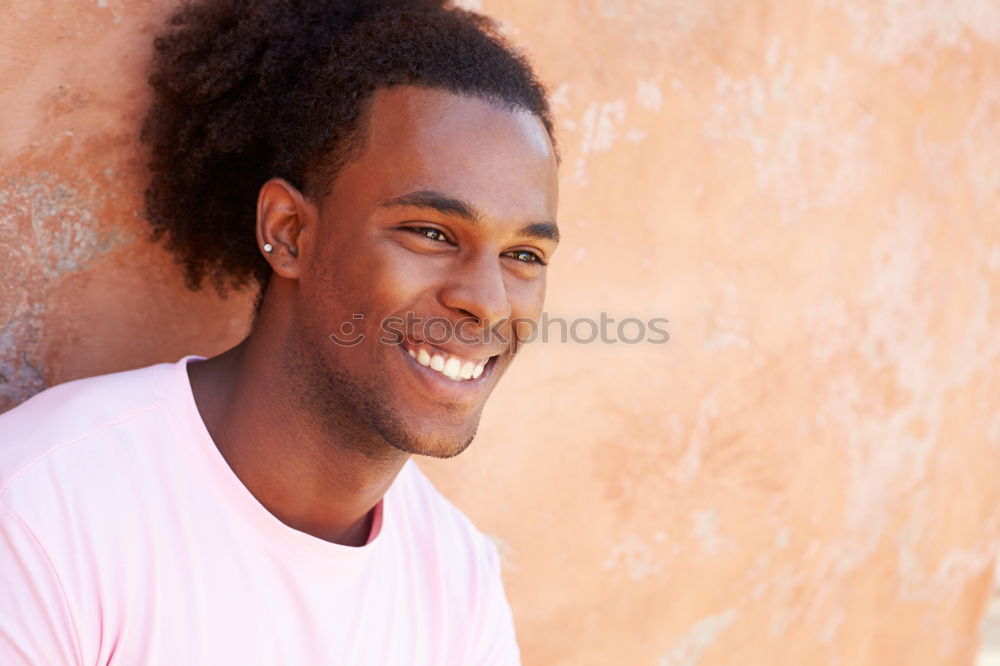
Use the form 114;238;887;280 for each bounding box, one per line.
291;85;559;458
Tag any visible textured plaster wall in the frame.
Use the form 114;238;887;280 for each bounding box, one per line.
2;1;999;665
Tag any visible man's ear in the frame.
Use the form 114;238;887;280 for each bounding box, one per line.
256;178;314;280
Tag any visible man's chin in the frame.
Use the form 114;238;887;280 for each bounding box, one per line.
382;429;478;459
369;399;483;459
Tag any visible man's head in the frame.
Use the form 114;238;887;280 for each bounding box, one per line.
143;0;559;458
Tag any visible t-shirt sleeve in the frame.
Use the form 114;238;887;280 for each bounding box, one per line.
0;504;82;666
468;539;522;666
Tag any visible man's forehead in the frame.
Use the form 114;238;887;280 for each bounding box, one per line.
332;85;559;223
363;85;554;160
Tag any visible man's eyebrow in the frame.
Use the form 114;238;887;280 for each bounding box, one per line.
379;190;481;223
380;188;559;242
518;221;560;243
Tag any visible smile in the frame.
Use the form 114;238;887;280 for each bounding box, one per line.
401;341;491;382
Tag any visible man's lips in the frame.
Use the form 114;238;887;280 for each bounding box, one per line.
400;339;498;382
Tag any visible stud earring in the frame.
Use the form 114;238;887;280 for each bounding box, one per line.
263;243;273;253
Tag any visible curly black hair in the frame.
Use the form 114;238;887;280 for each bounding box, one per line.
141;0;556;294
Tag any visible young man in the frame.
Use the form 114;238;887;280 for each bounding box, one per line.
0;1;558;663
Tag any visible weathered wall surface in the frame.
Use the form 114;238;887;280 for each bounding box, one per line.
2;1;999;664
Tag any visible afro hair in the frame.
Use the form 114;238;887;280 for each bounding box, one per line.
141;0;556;294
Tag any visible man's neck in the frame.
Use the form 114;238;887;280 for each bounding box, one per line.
186;334;409;547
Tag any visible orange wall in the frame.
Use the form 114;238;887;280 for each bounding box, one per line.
3;1;1000;664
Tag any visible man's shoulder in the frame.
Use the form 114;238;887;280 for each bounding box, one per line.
393;459;502;568
392;461;518;663
0;359;179;497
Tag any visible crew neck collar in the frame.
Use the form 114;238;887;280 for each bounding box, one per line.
161;355;398;573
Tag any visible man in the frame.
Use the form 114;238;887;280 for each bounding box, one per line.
0;1;559;663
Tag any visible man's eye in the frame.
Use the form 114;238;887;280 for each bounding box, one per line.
410;227;449;242
505;249;545;264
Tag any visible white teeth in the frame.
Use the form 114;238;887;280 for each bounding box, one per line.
406;345;490;382
417;349;431;367
442;357;462;380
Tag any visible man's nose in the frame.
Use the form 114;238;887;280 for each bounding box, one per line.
438;253;512;326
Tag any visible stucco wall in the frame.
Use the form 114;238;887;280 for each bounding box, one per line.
3;1;999;664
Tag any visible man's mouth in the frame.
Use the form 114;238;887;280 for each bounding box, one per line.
400;340;493;382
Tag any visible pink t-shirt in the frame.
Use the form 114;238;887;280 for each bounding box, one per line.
0;357;520;665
